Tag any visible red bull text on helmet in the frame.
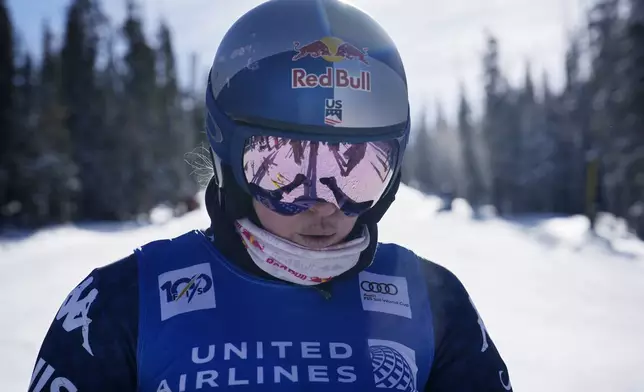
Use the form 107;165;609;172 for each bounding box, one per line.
291;68;371;92
291;37;371;92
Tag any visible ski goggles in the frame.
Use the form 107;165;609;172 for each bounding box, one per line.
242;136;399;216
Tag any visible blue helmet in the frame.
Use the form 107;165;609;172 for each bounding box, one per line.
205;0;410;221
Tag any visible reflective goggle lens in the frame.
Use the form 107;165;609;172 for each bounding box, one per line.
242;136;398;216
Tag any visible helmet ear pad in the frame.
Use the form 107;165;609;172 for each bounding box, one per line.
358;170;401;225
206;147;259;225
206;163;258;223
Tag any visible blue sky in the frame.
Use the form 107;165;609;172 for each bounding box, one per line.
8;0;66;52
7;0;585;117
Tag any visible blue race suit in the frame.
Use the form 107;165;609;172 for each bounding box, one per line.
29;229;512;391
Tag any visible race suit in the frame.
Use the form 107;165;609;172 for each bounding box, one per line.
29;229;512;392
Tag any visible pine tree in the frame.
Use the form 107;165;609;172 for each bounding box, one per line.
37;21;79;223
12;52;40;226
93;28;130;220
156;20;198;209
189;52;208;155
512;63;534;212
587;0;628;220
121;0;160;217
482;33;512;215
431;102;458;201
458;87;485;210
523;63;536;103
559;34;590;216
541;71;560;213
517;62;558;213
411;107;435;194
624;0;644;238
61;0;107;219
0;0;16;225
565;34;582;94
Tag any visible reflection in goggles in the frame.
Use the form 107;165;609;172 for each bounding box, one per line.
242;136;396;215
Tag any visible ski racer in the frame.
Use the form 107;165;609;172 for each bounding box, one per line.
29;0;513;391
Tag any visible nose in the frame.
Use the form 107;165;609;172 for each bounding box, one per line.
308;201;339;217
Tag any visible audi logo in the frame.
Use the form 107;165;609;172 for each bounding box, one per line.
361;281;398;295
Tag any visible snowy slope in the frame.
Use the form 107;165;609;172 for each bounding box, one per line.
2;185;643;392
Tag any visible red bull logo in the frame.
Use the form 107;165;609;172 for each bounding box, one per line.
240;227;264;252
292;67;371;91
309;276;333;284
266;257;333;283
291;37;371;92
292;37;369;65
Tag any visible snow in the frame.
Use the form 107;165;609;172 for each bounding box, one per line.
2;184;644;392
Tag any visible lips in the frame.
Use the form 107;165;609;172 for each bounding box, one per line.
298;233;336;238
296;233;339;249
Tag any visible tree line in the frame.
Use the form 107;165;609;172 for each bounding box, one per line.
402;0;644;240
2;0;642;241
0;0;207;230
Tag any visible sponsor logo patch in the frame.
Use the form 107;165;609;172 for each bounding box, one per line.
155;339;419;390
291;67;371;91
55;276;98;356
292;37;369;65
158;263;216;321
291;36;371;92
359;271;411;319
324;99;343;126
369;339;418;391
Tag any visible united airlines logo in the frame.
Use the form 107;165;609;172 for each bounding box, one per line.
158;263;216;321
359;271;412;319
155;339;419;391
369;339;419;392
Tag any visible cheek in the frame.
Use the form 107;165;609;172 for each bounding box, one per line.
254;201;300;238
267;217;300;238
338;216;359;235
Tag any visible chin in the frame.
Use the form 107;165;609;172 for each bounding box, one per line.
295;234;341;249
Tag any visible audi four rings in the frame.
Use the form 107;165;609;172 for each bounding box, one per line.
360;281;399;295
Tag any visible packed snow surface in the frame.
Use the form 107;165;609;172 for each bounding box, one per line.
2;185;643;392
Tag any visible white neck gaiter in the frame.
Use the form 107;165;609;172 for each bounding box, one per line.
235;218;370;285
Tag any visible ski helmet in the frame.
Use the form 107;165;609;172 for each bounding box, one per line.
205;0;410;221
